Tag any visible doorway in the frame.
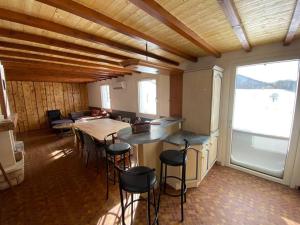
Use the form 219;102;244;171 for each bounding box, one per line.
230;60;299;178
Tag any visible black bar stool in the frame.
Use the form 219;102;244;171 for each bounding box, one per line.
118;166;159;225
158;139;190;222
104;132;131;199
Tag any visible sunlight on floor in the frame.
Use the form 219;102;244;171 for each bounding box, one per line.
282;217;300;225
96;194;140;225
49;148;73;160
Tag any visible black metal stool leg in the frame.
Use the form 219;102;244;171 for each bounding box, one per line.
128;151;131;168
113;155;116;185
147;189;151;225
120;189;125;225
152;187;159;225
158;161;163;212
106;154;109;200
180;164;186;222
164;164;167;193
131;193;134;225
184;164;187;203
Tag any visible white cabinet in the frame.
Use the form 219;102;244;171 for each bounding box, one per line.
200;144;209;181
183;66;223;135
208;135;218;169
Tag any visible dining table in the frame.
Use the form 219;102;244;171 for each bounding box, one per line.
73;118;130;141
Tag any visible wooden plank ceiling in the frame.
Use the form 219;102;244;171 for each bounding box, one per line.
0;0;298;83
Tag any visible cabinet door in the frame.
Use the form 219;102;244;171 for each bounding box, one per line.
183;70;212;135
200;146;208;181
208;136;218;168
210;70;222;133
163;142;204;188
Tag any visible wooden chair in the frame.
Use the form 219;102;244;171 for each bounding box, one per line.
82;132;104;173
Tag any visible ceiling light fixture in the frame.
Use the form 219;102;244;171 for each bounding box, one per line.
120;42;181;75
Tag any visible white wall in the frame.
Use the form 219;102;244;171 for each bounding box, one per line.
183;39;300;187
87;73;170;117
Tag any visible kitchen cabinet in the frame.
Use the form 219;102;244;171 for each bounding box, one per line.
183;65;223;135
162;131;214;190
208;135;218;169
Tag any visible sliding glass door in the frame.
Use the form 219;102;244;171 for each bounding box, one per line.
230;60;299;178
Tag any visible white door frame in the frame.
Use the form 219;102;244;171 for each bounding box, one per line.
224;59;300;186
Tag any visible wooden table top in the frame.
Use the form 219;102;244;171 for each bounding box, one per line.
52;122;73;129
73;118;130;141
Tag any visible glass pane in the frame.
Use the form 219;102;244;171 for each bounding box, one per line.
138;79;157;115
231;60;299;178
101;85;111;109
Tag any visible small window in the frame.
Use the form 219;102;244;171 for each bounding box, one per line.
138;79;157;115
100;85;111;109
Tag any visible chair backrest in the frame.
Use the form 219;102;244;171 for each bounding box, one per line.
82;132;95;152
74;128;84;143
118;166;155;191
47;110;62;122
182;139;191;164
104;132;117;146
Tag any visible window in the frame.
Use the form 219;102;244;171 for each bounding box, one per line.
138;79;157;115
100;85;111;109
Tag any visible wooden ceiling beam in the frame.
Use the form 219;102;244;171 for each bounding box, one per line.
284;0;300;45
5;67;123;79
0;8;179;65
0;28;128;60
0;49;131;73
1;58;131;76
5;68;110;79
128;0;220;58
36;0;197;62
0;40;119;65
218;0;251;51
5;69;97;83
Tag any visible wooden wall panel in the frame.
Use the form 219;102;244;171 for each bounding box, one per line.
62;83;70;117
67;83;75;112
72;83;81;112
22;82;40;130
169;71;183;117
6;81;88;133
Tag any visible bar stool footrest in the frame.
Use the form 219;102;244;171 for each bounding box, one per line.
161;175;187;197
123;196;159;225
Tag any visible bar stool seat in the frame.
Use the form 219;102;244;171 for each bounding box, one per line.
120;166;156;193
107;143;131;155
159;150;186;166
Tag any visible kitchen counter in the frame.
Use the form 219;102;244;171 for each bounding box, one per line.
117;117;183;145
164;130;210;146
117;117;183;174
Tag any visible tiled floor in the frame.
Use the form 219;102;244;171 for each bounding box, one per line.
1;130;300;225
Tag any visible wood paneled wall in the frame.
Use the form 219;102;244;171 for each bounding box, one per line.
6;81;88;133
